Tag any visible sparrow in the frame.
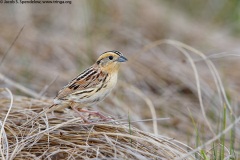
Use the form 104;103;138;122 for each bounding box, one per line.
23;50;127;124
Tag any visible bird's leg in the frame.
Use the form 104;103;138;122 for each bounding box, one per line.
78;108;112;121
70;103;90;123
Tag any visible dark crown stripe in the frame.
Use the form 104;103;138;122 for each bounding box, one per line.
101;50;123;56
112;50;122;56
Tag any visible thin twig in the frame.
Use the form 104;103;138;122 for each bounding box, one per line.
0;88;13;160
0;26;24;66
0;73;40;98
121;117;170;124
38;75;59;97
121;82;158;135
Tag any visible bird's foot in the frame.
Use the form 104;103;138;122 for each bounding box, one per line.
78;108;113;121
71;107;91;123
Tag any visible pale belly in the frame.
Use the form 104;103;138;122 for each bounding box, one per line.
54;72;118;107
81;73;118;106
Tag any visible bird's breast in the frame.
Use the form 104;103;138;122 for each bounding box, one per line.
69;72;118;106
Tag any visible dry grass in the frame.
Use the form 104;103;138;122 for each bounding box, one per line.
0;89;195;160
0;1;240;159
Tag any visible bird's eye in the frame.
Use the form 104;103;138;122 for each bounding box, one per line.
108;56;113;60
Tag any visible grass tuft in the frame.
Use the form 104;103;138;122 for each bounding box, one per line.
0;90;195;159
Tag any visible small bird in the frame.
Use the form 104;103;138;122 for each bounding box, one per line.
23;50;127;125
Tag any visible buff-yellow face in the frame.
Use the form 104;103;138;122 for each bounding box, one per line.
96;51;127;72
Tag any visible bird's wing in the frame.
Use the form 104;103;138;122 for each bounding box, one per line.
56;65;108;100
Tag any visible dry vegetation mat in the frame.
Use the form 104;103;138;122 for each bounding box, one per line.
0;89;197;160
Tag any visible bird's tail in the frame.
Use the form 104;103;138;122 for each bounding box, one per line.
21;104;57;127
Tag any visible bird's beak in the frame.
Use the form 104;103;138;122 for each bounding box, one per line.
117;56;128;62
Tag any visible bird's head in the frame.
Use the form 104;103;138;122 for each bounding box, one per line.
96;50;127;73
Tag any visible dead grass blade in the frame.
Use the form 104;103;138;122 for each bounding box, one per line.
0;93;196;160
